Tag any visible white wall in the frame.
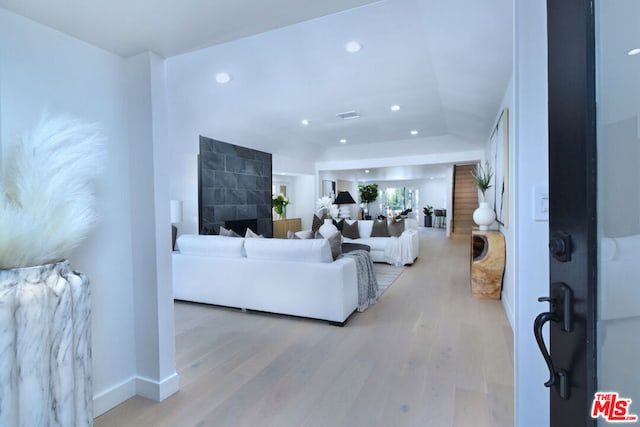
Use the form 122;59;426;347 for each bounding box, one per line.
0;8;136;415
514;1;550;426
125;52;178;402
272;173;316;230
418;178;448;214
0;8;177;416
483;76;516;330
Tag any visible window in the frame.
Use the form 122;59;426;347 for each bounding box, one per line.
384;187;416;215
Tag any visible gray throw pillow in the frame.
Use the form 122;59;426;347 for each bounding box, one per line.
388;219;405;237
219;226;241;237
342;220;360;239
371;220;390;237
327;232;342;260
315;230;342;260
311;214;324;233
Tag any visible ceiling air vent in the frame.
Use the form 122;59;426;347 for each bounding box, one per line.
336;111;361;120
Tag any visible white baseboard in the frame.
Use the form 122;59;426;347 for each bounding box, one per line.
93;372;179;418
93;377;136;417
136;372;180;401
502;296;515;332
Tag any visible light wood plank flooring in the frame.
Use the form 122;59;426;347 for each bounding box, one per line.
95;228;514;427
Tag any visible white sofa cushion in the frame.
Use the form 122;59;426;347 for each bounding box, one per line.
244;238;333;263
343;236;389;251
176;234;246;258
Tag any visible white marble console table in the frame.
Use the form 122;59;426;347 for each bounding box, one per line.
0;260;92;427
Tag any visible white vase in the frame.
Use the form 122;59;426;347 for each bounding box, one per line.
319;218;339;238
0;260;92;426
473;202;496;230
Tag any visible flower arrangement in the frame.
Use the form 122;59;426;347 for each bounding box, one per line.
272;193;289;216
471;161;494;200
316;196;339;218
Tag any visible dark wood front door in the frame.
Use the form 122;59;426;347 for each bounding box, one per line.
544;0;597;425
545;0;640;425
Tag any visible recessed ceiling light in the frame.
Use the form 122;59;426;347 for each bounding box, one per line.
391;105;401;111
410;130;419;135
344;41;362;53
628;48;640;56
339;139;347;144
301;119;310;125
215;72;231;84
365;169;370;173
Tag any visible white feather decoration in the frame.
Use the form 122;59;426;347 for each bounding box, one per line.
0;115;105;269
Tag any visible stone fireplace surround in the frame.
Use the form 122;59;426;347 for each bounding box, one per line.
198;136;273;237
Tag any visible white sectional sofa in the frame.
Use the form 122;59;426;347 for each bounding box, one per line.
340;219;420;266
173;235;359;324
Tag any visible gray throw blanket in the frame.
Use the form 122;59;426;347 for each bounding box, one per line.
342;249;379;312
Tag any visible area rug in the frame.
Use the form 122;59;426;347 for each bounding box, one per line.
373;263;406;295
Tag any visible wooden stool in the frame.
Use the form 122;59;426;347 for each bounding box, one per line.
470;230;506;299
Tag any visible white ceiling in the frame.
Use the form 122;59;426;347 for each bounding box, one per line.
0;0;513;180
0;0;382;57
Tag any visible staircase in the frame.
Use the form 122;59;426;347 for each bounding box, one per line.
452;164;478;234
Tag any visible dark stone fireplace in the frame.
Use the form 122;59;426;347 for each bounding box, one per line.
198;136;273;237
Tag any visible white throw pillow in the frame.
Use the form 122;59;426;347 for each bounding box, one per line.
294;229;314;239
219;226;241;238
245;228;263;238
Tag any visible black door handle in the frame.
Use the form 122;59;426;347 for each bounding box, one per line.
534;306;559;387
534;282;573;400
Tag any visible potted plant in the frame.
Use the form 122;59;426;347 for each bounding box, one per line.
272;193;289;219
423;205;434;227
471;160;494;202
471;161;496;230
358;183;378;220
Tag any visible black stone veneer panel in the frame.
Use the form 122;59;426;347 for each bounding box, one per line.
237;204;257;219
199;136;272;237
200;152;225;171
225;189;247;205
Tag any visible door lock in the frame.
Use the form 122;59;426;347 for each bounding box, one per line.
549;231;572;262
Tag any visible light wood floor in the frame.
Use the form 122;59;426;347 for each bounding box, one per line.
95;228;514;427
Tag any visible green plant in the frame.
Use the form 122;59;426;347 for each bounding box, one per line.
471;161;494;199
271;193;289;215
358;183;379;204
423;205;433;216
